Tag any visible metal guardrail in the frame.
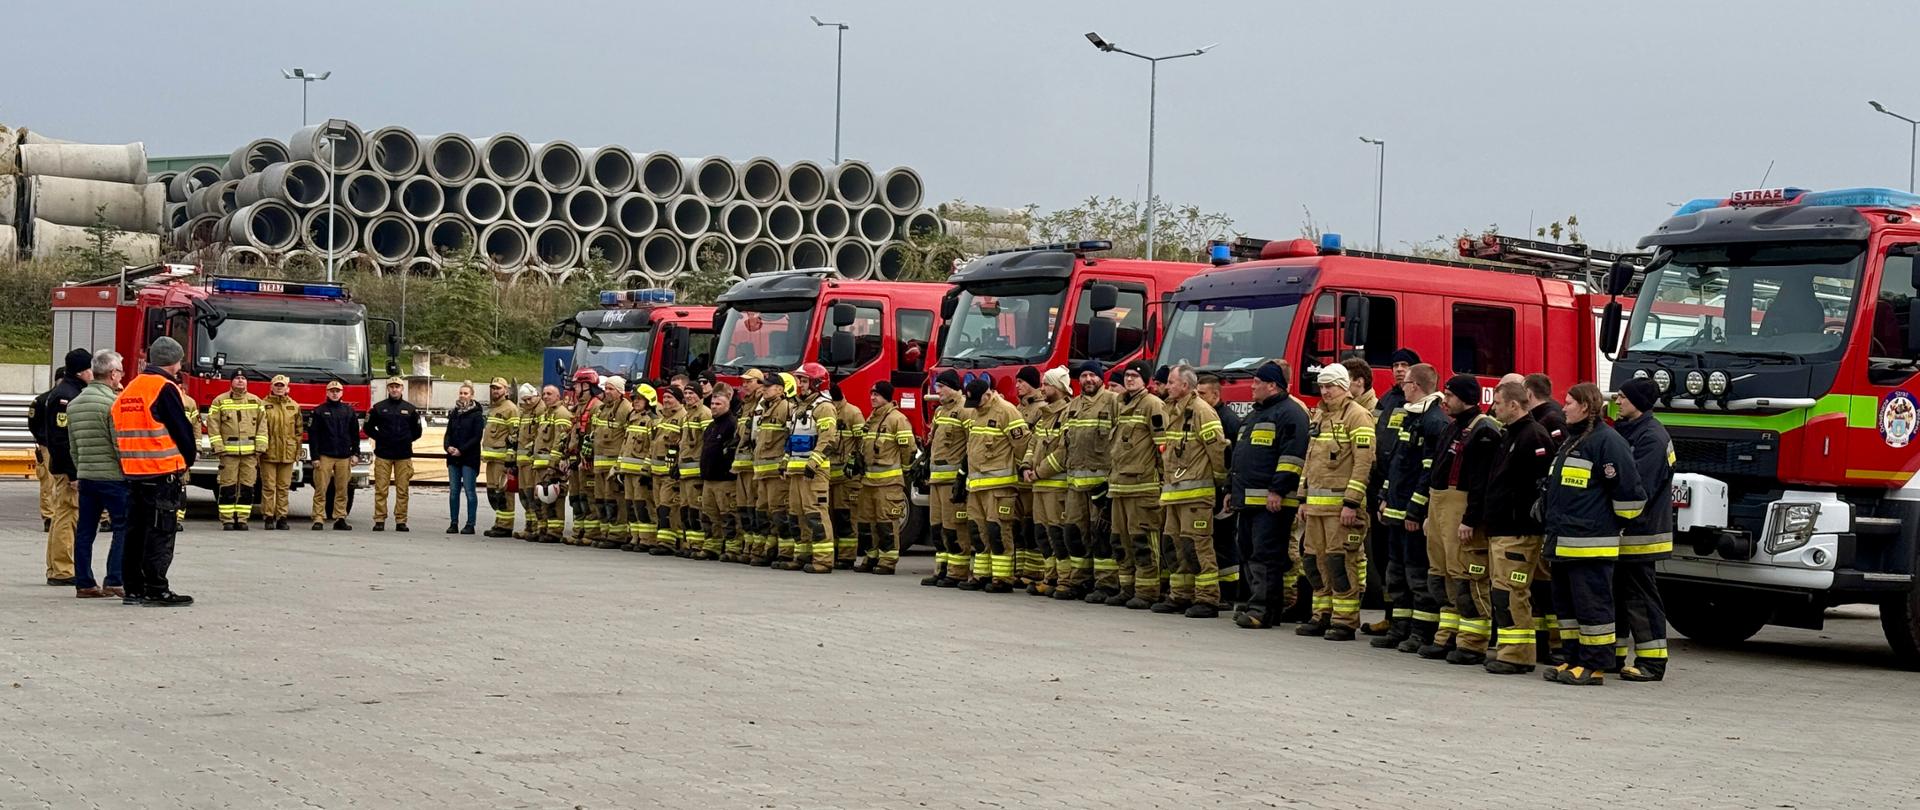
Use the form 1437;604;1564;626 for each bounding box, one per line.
0;393;35;450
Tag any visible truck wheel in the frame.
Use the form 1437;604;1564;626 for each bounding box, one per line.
899;502;928;552
1663;584;1771;647
1879;591;1920;671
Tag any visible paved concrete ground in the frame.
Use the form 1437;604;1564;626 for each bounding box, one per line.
3;481;1917;809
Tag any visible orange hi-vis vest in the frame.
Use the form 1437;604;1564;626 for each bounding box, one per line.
114;372;187;477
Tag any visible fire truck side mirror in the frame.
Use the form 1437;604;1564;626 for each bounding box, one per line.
1087;315;1118;359
712;307;727;333
1341;296;1370;348
1606;260;1635;297
939;292;958;320
831;302;857;328
1598;300;1624;357
1088;283;1119;313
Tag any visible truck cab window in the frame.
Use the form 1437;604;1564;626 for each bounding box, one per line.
1870;249;1917;384
1355;295;1398;366
1071;285;1146;361
895;309;934;371
1452;303;1515;375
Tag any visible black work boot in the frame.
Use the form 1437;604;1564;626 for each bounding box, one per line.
1371;619;1410;649
1233;610;1269;629
1083;588;1113;605
1484;660;1535;675
1324;625;1356;641
1295;616;1330;637
1417;640;1453;660
1620;660;1667;682
1447;648;1488;666
1104;590;1133;608
1184;603;1219;619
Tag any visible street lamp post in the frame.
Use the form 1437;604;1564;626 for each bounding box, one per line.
1359;136;1386;251
281;67;332;127
322;118;350;283
811;16;851;165
1869;100;1918;192
1086;32;1215;262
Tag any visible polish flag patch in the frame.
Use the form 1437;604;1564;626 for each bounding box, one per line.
1534;447;1548;456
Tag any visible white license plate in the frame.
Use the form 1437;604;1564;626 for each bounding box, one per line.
1671;481;1692;508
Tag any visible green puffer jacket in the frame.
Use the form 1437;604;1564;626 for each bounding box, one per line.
66;380;123;482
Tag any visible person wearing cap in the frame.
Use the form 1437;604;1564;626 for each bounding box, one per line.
209;370;267;531
856;381;915;574
30;348;91;584
616;383;658;551
1231;362;1311;629
365;376;423;532
727;371;764;563
749;373;796;566
1020;368;1073;593
783;363;840;573
1195;372;1244;606
443;382;486;535
588;377;633;548
307;379;360;531
961;374;1028;591
925;369;974;585
480;378;522;537
675;380;714;558
1154;364;1231;618
647;384;688;554
1064;360;1120;602
531;384;572;542
112;336;198;605
827;383;867;568
699;383;742;561
1612;377;1674;682
1478;379;1558;674
1102;361;1166;607
258;375;302;530
1012;365;1048;588
513;384;545;540
1297;360;1377;640
1421;373;1504;664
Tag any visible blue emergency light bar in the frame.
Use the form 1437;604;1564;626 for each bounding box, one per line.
1319;233;1343;253
211;278;348;298
1672;186;1920;216
599;288;677;307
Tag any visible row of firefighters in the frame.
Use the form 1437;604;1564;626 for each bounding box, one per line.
470;349;1672;687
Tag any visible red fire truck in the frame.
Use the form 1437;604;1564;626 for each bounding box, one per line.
549;288;717;386
711;269;947;436
1156;234;1628;418
932;240;1211;401
1606;186;1920;666
49;264;401;495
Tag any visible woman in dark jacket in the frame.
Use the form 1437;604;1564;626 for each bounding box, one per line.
443;382;486;534
1540;382;1646;686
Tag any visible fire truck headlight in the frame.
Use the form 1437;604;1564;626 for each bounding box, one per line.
1707;370;1729;397
1764;502;1820;553
1684;370;1705;396
1652;369;1672;393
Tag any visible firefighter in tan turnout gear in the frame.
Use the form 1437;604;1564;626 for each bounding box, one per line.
925;370;973;586
532;385;572;543
1296;361;1377;641
750;373;794;567
209;371;266;530
258;375;300;530
962;375;1028;592
829;385;866;568
676;383;713;558
1104;361;1164;609
728;371;763;562
514;384;543;540
589;377;632;548
855;381;914;574
1021;366;1074;596
1065;361;1119;602
783;363;839;574
1154;364;1231;618
618;384;658;551
480;378;521;537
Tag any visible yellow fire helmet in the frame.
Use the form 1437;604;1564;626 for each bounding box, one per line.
778;372;797;397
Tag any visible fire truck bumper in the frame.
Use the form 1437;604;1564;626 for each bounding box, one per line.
1661;475;1907;593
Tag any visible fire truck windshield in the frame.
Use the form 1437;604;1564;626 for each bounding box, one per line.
938;287;1064;368
1159;295;1300;376
574;328;650;379
194;316;370;383
714;306;814;372
1626;242;1863;361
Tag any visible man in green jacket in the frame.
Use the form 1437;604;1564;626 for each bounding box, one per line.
65;350;128;598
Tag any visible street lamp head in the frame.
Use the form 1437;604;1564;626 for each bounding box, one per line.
1193;43;1218;55
314;70;331;80
811;15;847;29
1360;136;1384;145
1085;31;1114;52
1871;100;1887;113
283;68;299;79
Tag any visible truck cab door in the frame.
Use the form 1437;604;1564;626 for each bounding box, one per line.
1857;242;1920;495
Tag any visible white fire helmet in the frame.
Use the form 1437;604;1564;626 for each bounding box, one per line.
535;482;564;504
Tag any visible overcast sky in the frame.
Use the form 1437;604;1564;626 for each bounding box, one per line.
9;1;1920;251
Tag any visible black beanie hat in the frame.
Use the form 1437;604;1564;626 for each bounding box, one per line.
64;348;91;376
1153;365;1170;384
874;381;896;401
1254;362;1288;389
1445;374;1480;408
1390;348;1422;366
1621;377;1659;413
1126;359;1151;379
1077;359;1104;378
935;368;963;392
1016;366;1042;388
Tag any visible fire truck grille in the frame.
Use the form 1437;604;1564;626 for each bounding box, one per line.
1673;434;1778;479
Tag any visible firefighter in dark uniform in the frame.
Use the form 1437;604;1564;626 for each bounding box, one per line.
1612;378;1674;682
1230;362;1310;629
1425;374;1505;665
1363;349;1416;634
1525;373;1568;446
1542;382;1647;686
1475;380;1558;674
1378;365;1447;652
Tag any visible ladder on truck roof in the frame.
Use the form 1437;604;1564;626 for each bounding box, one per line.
66;263;200;298
1226;235;1629;286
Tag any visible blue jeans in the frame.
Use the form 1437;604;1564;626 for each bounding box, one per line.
448;464;478;527
74;479;128;590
